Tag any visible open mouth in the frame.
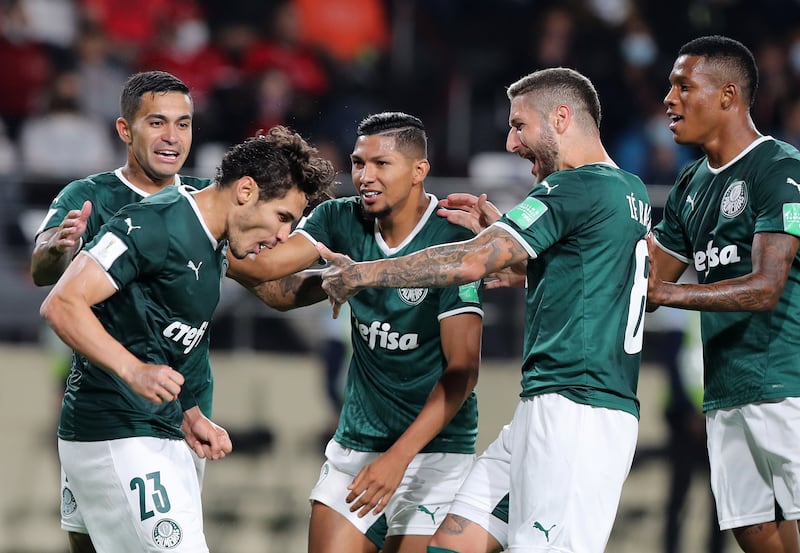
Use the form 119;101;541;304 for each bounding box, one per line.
155;150;180;161
361;190;381;203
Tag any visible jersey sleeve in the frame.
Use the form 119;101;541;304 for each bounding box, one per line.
494;173;589;257
751;158;800;237
293;198;340;246
83;203;168;290
437;279;484;321
34;178;94;238
653;169;693;263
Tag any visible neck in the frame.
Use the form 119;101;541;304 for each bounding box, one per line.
560;136;617;170
702;116;761;168
121;164;176;194
377;191;430;248
190;185;227;241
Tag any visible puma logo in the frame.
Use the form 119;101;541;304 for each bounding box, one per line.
787;177;800;194
686;194;695;211
540;182;559;195
533;521;556;542
124;217;141;235
416;505;441;524
187;260;202;280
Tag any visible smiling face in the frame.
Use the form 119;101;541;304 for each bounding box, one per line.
117;91;193;186
506;95;559;182
663;55;726;147
226;186;308;260
350;134;426;219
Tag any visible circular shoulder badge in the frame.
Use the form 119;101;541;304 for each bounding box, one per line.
153;519;183;549
720;180;748;218
398;288;428;305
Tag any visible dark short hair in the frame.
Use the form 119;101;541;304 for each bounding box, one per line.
507;67;602;129
216;126;336;207
120;71;191;121
356;112;427;158
678;35;758;108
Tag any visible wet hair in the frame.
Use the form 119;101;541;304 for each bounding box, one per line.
356;112;427;158
119;71;191;121
507;67;602;130
215;126;336;207
678;35;758;109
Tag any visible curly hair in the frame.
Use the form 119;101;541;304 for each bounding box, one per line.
215;126;336;207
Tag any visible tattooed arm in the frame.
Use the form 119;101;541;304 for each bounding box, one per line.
318;226;529;305
246;270;328;311
648;232;799;312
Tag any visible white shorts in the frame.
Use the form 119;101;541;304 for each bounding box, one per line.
447;424;512;549
707;398;800;530
59;437;208;553
61;444;206;535
508;394;638;553
310;439;473;540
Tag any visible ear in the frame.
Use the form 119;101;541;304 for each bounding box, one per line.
720;82;737;110
236;176;258;206
552;104;571;134
115;117;131;144
413;159;430;184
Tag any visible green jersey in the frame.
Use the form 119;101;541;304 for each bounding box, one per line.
36;170;216;417
296;194;483;453
496;164;650;419
654;136;800;411
58;185;225;441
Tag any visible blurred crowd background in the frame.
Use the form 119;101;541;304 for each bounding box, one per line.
3;0;800;346
2;1;798;552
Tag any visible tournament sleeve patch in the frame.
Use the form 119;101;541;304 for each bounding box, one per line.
506;197;548;229
88;231;128;270
458;281;480;303
783;203;800;237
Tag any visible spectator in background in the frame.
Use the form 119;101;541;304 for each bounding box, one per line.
293;0;388;67
135;0;230;112
73;23;130;126
0;0;53;138
750;40;791;137
242;1;329;100
19;69;116;179
778;91;800;149
79;0;173;65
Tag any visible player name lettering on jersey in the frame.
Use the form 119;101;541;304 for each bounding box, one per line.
694;239;741;274
626;193;652;229
357;320;419;351
162;321;209;354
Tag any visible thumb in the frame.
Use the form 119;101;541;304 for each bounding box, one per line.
80;200;92;221
315;242;335;262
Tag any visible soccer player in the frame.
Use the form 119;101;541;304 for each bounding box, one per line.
29;70;218;553
31;70;208;286
317;68;651;553
40;129;335;553
648;35;800;553
226;111;484;553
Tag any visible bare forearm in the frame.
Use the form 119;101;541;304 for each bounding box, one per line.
31;241;77;286
360;233;519;289
386;368;476;462
248;270;327;311
651;274;780;312
41;295;140;378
